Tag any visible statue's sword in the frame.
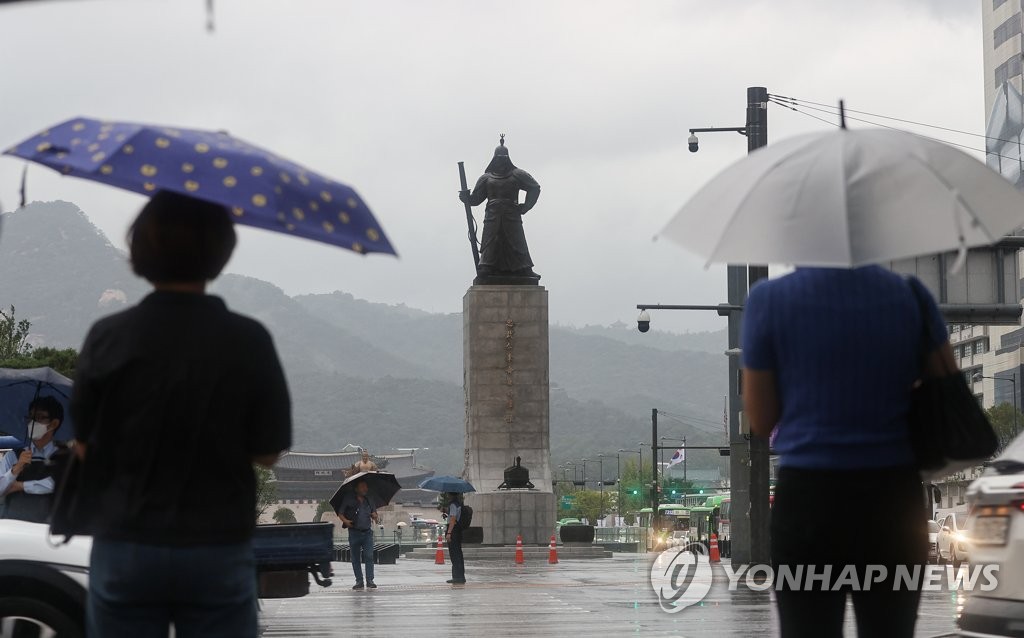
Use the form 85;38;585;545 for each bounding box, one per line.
458;161;481;269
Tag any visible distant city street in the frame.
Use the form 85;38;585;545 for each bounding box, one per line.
259;555;961;637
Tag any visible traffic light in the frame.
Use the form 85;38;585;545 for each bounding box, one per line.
698;489;704;494
670;489;677;495
631;489;639;495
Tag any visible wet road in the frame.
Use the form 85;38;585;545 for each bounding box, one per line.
258;554;961;637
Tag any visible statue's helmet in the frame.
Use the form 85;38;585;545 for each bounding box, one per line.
485;134;515;176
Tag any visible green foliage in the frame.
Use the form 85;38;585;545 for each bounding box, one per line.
255;465;276;520
986;403;1023;454
313;500;333;523
272;507;297;524
617;458;652;514
571;489;614;524
0;306;32;360
0;346;79;378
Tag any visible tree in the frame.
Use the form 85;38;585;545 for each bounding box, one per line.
313;499;333;522
618;458;653;515
254;465;276;520
572;489;614;525
0;306;32;360
272;507;296;524
0;346;79;378
986;403;1023;454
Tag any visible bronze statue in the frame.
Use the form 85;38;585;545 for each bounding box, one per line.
459;136;541;284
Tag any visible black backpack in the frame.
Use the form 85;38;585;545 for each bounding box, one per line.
459;504;473;530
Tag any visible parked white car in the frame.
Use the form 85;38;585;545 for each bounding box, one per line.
958;436;1024;637
0;519;90;637
936;511;970;567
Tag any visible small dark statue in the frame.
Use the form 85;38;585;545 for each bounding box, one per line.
459;136;541;284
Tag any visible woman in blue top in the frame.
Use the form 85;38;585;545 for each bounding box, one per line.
742;266;954;638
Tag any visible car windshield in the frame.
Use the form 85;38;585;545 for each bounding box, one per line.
927;521;939;533
956;514;967;528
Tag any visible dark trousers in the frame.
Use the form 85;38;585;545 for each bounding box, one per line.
772;466;927;638
449;528;465;581
88;538;257;638
348;529;374;584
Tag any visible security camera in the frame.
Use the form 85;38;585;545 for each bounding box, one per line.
688;133;699;153
637;310;651;333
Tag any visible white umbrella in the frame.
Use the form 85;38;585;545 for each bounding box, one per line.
660;128;1024;268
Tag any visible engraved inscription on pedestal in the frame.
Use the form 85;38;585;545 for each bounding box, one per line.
462;285;555;546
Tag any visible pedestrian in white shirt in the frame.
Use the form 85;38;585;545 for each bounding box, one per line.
1;395;69;522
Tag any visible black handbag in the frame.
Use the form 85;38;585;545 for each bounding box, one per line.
48;443;99;541
907;278;998;479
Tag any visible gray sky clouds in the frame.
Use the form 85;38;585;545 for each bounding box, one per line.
0;0;984;332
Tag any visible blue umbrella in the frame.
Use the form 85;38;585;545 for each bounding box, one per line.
0;367;74;444
418;475;476;493
3;117;396;256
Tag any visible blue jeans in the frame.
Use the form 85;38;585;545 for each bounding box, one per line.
88;538;257;638
348;529;374;584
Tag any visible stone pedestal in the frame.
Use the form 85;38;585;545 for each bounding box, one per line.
462;285;556;546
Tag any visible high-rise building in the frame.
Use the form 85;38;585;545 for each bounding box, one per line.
984;1;1023;115
976;0;1024;417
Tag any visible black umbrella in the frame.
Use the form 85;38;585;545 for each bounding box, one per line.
328;471;401;512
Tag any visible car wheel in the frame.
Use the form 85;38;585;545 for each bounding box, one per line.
0;596;84;638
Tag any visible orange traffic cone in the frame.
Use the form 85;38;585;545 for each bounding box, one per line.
709;533;721;563
515;534;525;564
548;534;559;564
435;533;445;565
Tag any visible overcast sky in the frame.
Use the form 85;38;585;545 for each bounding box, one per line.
0;0;984;332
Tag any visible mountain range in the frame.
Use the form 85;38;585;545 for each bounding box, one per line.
0;201;729;475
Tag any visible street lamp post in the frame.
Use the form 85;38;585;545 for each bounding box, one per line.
618;449;641;522
581;458;589;490
565;462;578;490
597;454;608;525
684;86;771;566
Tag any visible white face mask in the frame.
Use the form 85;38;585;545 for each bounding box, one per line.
27;421;50;441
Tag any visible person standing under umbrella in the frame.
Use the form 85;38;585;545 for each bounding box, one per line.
71;191;292;638
0;396;69;522
336;479;379;589
444;492;466;584
742;266;950;638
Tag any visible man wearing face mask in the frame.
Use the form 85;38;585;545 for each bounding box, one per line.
0;396;70;523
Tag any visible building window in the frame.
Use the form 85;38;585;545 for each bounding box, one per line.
953;346;961;359
994;13;1022;49
995;54;1023;88
313;470;333;476
951;324;961;333
975;340;987;355
996;0;1009;9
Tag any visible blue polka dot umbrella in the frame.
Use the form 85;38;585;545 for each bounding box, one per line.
3;117;397;256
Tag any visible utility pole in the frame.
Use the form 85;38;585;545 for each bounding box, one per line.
713;86;770;566
651;408;659;531
745;86;771;566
